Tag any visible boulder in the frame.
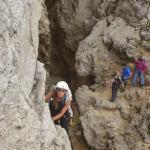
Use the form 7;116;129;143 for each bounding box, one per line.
76;86;150;150
75;19;109;77
142;41;150;51
103;17;141;58
140;30;150;41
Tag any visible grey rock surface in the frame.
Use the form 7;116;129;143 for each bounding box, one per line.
76;85;150;150
75;19;109;77
142;40;150;50
0;0;71;150
38;0;150;83
74;1;150;85
43;0;150;52
37;0;150;149
140;30;150;41
103;17;141;57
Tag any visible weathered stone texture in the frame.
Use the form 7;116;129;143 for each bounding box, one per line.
76;85;150;150
38;0;150;149
0;0;71;150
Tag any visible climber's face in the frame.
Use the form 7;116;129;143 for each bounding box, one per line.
56;88;66;98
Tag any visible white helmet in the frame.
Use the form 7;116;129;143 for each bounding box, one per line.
56;81;69;91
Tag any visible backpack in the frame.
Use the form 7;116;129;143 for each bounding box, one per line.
112;76;122;89
122;66;131;79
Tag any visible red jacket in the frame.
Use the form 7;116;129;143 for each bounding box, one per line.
135;59;147;73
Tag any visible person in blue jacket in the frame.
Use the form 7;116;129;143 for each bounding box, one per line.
121;63;131;90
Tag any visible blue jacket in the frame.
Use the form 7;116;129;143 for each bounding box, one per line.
121;66;131;79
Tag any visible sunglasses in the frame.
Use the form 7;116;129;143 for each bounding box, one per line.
56;88;66;92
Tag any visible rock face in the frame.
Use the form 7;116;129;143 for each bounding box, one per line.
38;0;52;70
75;19;112;88
42;0;149;52
74;1;150;87
2;0;150;149
76;85;150;150
103;17;141;57
73;1;150;149
39;0;150;86
37;0;150;149
0;0;71;150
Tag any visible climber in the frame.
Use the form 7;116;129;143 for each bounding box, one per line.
121;63;131;90
132;57;148;88
45;81;73;134
111;71;122;102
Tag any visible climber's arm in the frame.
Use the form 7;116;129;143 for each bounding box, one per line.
52;99;71;121
45;91;52;103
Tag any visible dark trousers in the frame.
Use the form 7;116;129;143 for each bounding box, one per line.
60;116;70;134
121;77;128;90
111;87;118;102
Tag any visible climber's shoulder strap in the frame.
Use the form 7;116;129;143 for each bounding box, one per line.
60;94;67;107
113;76;122;88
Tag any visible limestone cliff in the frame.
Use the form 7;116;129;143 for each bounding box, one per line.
37;0;150;149
39;0;150;85
0;0;71;150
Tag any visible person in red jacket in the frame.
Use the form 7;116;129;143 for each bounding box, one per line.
132;57;148;87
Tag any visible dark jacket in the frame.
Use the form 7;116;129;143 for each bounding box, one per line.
49;95;70;120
